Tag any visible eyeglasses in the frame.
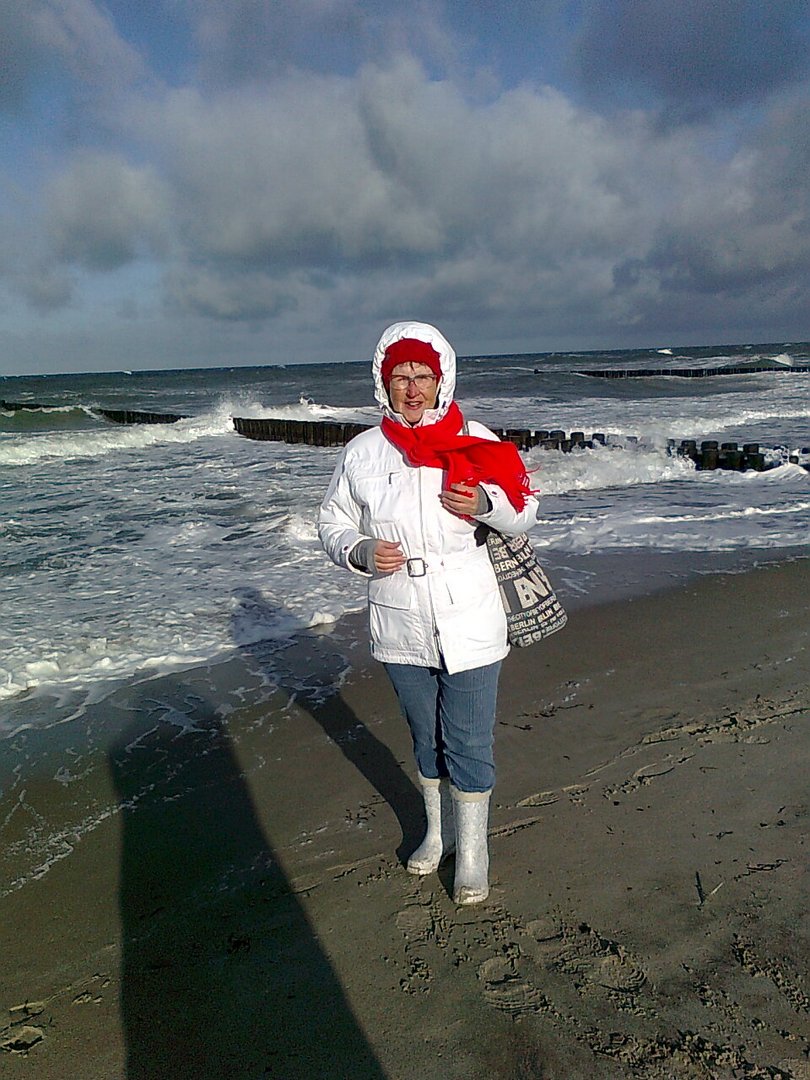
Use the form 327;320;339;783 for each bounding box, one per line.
388;374;438;390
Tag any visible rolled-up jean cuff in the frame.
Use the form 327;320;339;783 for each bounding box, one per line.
451;786;492;800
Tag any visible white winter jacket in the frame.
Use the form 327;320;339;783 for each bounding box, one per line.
317;322;539;674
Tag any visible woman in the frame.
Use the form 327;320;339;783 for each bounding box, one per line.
318;321;538;905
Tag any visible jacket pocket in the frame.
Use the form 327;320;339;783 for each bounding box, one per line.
443;555;497;607
368;573;412;610
365;520;413;610
353;471;411;521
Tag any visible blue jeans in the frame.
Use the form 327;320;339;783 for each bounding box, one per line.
383;661;502;793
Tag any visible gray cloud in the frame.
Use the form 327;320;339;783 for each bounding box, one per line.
183;0;468;95
0;6;42;111
109;56;810;341
45;152;170;270
31;0;146;89
610;87;810;325
186;0;391;84
144;62;649;268
0;0;146;113
750;93;810;212
9;264;74;314
573;0;810;120
165;265;305;321
4;1;810;364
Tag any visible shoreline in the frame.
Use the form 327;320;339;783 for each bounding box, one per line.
1;558;808;1078
4;544;807;738
3;544;807;744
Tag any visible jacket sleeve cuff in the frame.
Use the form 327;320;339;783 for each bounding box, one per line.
474;484;538;534
347;538;375;576
473;483;501;524
343;537;374;577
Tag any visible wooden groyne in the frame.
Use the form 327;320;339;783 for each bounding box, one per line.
2;399;59;411
231;418;590;451
231;418;809;472
1;400;188;424
232;417;371;445
95;408;189;424
574;364;810;379
673;440;766;471
5;397;806;472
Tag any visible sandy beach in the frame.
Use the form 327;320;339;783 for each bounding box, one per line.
1;558;808;1079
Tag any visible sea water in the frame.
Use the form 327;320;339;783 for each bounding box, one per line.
2;343;809;736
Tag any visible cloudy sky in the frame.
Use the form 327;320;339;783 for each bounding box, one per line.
2;0;809;374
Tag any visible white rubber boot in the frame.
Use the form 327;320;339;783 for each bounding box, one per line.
407;775;455;875
451;787;491;905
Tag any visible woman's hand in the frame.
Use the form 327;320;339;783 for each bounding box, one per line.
439;482;485;517
374;539;406;573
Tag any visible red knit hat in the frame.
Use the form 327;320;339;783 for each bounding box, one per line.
381;338;442;387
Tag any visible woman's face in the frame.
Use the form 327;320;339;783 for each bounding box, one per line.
387;361;439;424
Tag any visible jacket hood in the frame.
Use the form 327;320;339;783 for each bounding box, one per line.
372;321;456;426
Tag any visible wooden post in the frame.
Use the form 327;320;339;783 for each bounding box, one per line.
699;447;719;470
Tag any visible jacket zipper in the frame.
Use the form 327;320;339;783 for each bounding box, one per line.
417;467;442;664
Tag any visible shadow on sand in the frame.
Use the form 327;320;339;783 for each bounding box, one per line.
229;586;423;863
110;684;388;1079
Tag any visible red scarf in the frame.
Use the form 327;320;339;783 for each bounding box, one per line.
381;401;534;511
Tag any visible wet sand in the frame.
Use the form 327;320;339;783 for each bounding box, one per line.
1;559;808;1079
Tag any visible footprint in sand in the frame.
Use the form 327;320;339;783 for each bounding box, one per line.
520;915;566;964
545;921;647;992
592;953;647;993
394;903;434;944
393;900;450;994
477;955;554;1017
505;915;648;1004
525;915;564;942
0;1025;45;1054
